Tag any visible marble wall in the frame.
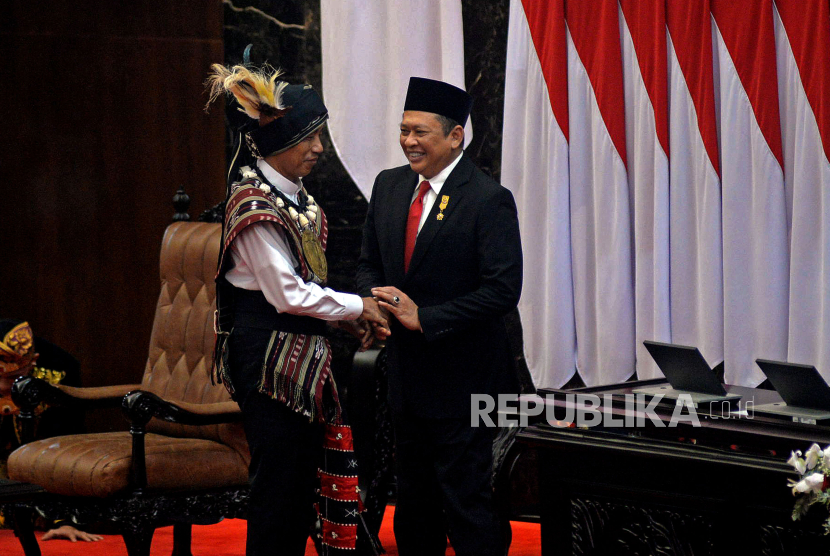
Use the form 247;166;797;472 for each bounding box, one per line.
221;0;533;388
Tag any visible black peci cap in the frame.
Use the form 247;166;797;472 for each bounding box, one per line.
403;77;473;127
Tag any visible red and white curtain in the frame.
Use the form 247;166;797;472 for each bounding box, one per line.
503;0;830;388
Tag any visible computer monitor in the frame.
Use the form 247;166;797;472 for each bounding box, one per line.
643;340;726;396
755;358;830;412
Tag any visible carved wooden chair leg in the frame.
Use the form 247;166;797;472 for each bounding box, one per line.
12;506;41;556
121;526;156;556
171;522;193;556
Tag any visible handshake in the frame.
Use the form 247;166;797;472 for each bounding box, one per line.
338;286;423;351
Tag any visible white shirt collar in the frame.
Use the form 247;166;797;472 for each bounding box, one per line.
418;151;463;194
257;159;302;201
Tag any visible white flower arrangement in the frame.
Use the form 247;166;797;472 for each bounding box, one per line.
789;443;830;533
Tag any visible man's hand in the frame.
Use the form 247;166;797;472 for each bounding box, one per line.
372;287;421;332
338;318;375;351
41;524;103;542
362;297;391;339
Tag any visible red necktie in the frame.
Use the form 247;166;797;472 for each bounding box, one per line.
404;180;431;272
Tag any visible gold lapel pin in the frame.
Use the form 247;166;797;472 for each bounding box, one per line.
437;195;449;220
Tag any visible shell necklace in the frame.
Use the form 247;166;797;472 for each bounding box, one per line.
241;167;319;231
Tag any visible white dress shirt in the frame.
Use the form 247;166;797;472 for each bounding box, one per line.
413;152;464;233
224;159;364;321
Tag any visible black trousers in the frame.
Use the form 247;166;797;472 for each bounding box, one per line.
228;327;323;556
392;415;503;556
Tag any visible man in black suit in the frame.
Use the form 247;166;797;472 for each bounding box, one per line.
356;77;523;556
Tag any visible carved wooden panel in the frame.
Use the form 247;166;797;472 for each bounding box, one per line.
759;523;829;556
571;497;715;556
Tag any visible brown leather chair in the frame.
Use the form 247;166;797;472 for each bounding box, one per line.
7;221;249;556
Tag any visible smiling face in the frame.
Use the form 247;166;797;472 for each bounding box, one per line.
264;126;325;182
399;111;464;180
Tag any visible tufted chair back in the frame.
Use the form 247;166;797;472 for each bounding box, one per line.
140;222;248;460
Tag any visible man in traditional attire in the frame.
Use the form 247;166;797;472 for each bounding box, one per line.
356;77;523;556
0;319;101;542
206;64;388;556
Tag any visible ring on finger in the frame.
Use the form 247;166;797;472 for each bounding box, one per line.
393;295;401;305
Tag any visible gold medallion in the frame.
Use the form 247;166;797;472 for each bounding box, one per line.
302;228;328;282
436;195;450;220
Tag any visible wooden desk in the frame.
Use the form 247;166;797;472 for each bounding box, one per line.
505;380;830;555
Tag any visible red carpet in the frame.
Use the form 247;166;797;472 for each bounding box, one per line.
0;507;540;555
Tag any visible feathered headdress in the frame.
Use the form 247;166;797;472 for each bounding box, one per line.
205;60;328;161
205;64;290;121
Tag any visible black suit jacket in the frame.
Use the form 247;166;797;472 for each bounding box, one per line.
356;154;523;418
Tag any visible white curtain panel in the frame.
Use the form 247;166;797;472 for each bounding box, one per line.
775;2;830;378
666;0;724;380
619;0;672;381
321;0;470;200
502;0;576;388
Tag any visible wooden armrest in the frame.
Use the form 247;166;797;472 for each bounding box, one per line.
11;377;141;411
122;390;242;427
56;383;142;400
121;391;242;492
170;399;243;417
